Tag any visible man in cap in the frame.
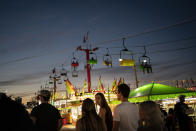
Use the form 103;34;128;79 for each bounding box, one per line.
31;90;62;131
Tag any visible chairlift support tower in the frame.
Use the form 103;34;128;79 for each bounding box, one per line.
77;46;98;92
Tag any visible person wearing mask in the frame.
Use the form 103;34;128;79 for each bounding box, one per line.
31;90;62;131
112;84;139;131
95;92;113;131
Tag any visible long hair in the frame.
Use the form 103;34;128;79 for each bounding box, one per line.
139;101;164;128
95;93;113;131
78;98;105;131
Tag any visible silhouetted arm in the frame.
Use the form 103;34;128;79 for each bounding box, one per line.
76;119;81;131
58;119;63;131
99;108;107;131
112;105;120;131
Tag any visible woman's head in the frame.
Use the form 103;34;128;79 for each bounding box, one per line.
82;98;96;116
95;93;107;108
139;101;163;125
168;108;174;115
79;98;105;131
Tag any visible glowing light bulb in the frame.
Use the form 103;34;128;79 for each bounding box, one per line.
143;59;147;63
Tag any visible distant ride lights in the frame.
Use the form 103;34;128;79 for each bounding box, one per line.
139;46;152;74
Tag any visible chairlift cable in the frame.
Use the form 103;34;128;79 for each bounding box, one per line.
97;36;196;49
93;19;196;46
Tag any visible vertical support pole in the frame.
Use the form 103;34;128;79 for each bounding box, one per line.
53;77;57;100
107;84;110;103
77;46;98;93
133;64;139;88
85;50;91;92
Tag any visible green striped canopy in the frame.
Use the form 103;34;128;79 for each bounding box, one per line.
129;83;196;103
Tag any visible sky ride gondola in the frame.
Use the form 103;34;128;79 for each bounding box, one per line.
60;64;67;77
88;51;97;65
71;53;79;77
139;46;152;74
72;70;78;77
49;75;53;84
57;79;62;84
103;48;112;67
45;81;49;89
119;38;135;66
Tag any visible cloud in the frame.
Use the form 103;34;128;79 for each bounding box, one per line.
0;71;48;86
0;59;195;99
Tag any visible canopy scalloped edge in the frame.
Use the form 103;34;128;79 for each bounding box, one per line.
129;92;196;103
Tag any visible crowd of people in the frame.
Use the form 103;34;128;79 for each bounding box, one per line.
0;84;195;131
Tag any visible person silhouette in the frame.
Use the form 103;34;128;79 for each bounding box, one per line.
0;93;35;131
112;84;139;131
95;93;113;131
76;98;106;131
31;90;62;131
174;95;194;131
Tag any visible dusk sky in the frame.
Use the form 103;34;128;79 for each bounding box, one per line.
0;0;196;99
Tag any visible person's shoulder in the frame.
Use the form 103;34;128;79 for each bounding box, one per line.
48;104;59;110
31;103;49;112
33;103;43;109
120;102;139;112
31;104;42;114
77;117;87;124
128;102;139;110
175;102;180;105
41;103;59;112
32;105;40;111
76;118;82;129
127;102;137;105
113;102;124;112
77;118;82;123
121;101;137;107
174;102;179;108
175;102;185;107
39;103;54;108
114;103;122;109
